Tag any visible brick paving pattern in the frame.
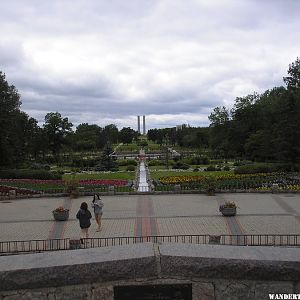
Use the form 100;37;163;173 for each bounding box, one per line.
238;215;300;234
158;217;229;235
1;193;300;242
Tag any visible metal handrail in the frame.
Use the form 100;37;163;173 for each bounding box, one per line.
1;234;299;255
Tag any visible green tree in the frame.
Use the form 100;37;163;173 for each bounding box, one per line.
119;127;138;144
13;112;42;165
43;112;73;160
96;142;118;171
0;72;22;167
284;57;300;90
208;106;230;126
208;107;231;158
102;124;119;145
244;130;272;161
74;123;100;151
228;94;261;157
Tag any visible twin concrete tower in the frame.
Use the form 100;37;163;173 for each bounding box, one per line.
137;115;146;135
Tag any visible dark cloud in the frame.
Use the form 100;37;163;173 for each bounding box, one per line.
0;0;299;129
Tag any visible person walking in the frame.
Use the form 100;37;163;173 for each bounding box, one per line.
92;194;104;231
76;202;92;242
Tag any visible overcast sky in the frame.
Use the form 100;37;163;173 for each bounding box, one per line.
1;0;299;130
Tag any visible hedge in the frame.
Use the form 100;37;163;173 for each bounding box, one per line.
234;163;300;174
0;169;62;180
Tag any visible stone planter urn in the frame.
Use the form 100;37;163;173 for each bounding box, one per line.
221;207;236;217
52;209;69;221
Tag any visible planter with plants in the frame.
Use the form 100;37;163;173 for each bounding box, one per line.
52;206;69;221
219;201;237;216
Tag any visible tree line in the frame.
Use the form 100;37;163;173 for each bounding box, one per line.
148;58;300;164
1;58;299;168
0;72;138;168
208;57;300;162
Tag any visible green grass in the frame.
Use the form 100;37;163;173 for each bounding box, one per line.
146;144;161;151
150;170;233;180
63;171;135;180
115;143;139;152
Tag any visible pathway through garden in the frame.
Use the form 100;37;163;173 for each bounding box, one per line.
137;161;150;192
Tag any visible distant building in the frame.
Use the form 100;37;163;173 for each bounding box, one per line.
137;115;146;134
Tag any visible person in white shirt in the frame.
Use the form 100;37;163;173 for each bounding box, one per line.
91;194;104;231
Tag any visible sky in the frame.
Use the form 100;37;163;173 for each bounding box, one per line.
1;0;299;130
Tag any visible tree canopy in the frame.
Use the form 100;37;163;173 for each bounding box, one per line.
0;57;299;168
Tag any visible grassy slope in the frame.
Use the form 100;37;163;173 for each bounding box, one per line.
63;172;135;180
150;170;232;180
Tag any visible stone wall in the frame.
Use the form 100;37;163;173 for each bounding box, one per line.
0;243;299;300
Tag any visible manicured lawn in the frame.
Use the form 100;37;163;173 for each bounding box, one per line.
150;170;233;180
146;143;161;151
114;143;139;152
63;171;135;181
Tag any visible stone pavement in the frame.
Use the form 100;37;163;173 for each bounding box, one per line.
0;193;300;242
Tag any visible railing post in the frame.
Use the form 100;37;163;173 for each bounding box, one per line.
9;190;16;199
174;184;181;193
209;235;221;245
108;185;115;195
69;238;81;250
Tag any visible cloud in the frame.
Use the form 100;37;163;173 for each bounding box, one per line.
1;0;299;129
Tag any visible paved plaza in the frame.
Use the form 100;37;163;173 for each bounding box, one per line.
1;193;300;242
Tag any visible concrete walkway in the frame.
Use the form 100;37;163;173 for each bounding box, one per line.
137;161;150;192
1;193;300;242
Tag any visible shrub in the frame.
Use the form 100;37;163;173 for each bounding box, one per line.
138;140;148;147
233;160;253;167
126;165;136;171
271;163;300;172
189;155;210;165
148;160;167;166
183;156;206;165
205;165;221;172
223;166;230;171
51;170;64;178
234;163;272;174
117;159;138;166
172;161;190;170
0;169;62;180
71;157;100;168
31;163;50;170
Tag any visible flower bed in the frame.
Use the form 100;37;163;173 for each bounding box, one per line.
79;179;128;186
0;178;130;194
157;173;300;192
0;185;41;196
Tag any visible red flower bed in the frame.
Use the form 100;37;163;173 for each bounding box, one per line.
0;179;64;184
79;179;128;186
0;185;40;195
0;178;129;194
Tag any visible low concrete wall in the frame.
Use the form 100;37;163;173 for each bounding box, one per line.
0;243;299;299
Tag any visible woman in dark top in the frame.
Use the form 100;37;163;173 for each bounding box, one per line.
76;202;92;241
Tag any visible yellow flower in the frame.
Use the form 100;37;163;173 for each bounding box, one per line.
55;206;66;212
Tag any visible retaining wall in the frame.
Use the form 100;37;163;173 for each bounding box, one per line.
0;243;299;299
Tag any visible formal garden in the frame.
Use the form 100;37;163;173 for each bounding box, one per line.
0;58;300;198
1;157;300;197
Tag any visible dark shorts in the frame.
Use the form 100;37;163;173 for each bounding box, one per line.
80;225;91;229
